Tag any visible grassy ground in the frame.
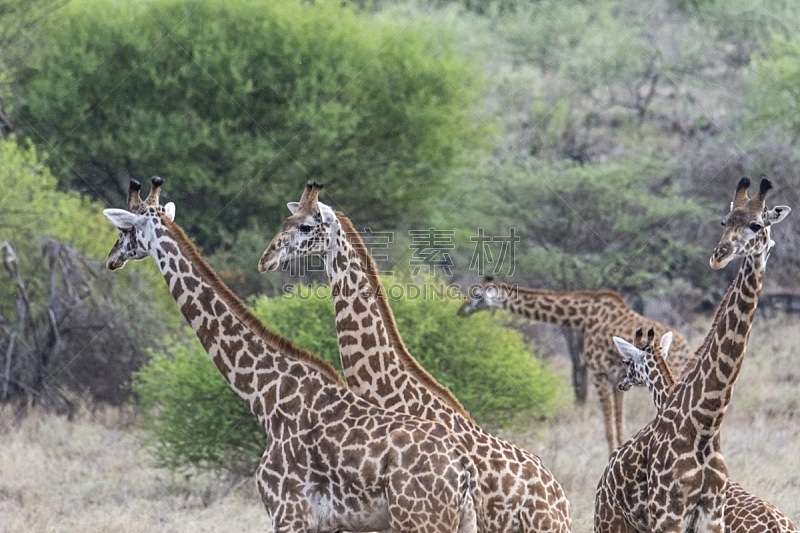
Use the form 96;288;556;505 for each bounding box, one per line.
1;315;797;532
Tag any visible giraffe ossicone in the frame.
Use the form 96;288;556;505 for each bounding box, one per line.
104;176;482;532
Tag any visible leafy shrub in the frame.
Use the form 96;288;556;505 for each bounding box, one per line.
14;0;488;262
386;279;560;422
132;280;560;477
132;339;265;478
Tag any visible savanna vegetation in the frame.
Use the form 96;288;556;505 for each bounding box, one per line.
1;0;799;528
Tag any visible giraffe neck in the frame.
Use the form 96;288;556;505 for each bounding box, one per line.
644;352;677;410
326;214;472;420
154;214;345;431
667;249;767;435
495;284;627;332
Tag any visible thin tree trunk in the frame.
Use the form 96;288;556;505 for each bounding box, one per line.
562;328;587;403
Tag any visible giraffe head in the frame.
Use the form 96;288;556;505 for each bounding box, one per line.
258;181;337;273
709;176;790;270
614;327;672;392
457;276;502;316
103;176;176;270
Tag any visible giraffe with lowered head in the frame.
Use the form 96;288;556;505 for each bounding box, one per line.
594;176;791;532
458;276;691;455
258;182;572;532
613;327;798;532
103;177;481;532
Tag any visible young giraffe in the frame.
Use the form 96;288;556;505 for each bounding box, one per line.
103;177;481;532
258;182;572;532
613;328;799;532
593;176;791;532
458;276;691;455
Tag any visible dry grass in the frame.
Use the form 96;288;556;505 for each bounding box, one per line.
1;315;797;532
0;407;267;532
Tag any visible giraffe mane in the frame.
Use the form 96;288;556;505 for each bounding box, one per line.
495;281;628;305
163;214;345;386
652;349;676;389
336;212;474;421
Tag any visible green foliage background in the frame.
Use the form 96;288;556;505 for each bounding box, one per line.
132;281;560;477
15;0;488;258
0;136;109;259
441;158;709;294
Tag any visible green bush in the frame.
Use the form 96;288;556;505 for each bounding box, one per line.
132;280;560;477
0;136;111;259
14;0;488;259
386;279;560;422
132;338;265;478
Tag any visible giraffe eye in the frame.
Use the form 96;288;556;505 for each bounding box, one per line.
298;224;313;234
749;222;762;232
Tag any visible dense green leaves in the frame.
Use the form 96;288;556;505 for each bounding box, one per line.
0;136;108;258
15;0;488;258
386;279;560;421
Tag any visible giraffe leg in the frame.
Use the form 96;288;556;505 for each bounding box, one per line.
590;369;618;455
613;385;626;448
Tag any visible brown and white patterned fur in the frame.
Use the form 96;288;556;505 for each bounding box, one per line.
104;177;480;533
259;182;572;532
614;328;798;532
594;177;791;532
458;277;691;455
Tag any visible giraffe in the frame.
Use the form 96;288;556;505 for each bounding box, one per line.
593;176;791;532
613;327;799;532
457;276;691;455
258;182;572;532
103;177;481;532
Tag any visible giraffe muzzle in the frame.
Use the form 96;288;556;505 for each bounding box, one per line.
709;243;733;270
258;247;284;272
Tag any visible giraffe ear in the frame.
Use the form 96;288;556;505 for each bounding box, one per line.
612;336;638;363
766;205;791;226
659;331;673;358
163;202;176;221
103;208;138;230
287;202;300;214
318;201;336;225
